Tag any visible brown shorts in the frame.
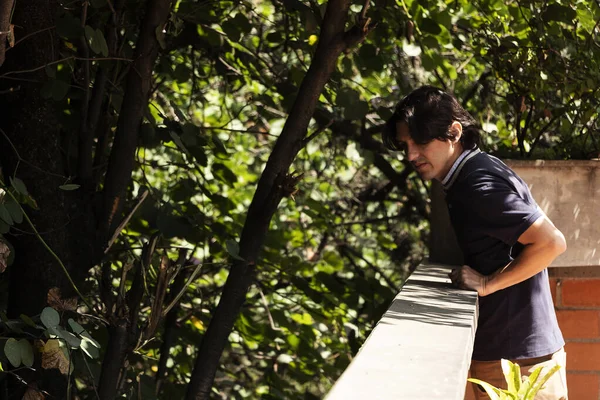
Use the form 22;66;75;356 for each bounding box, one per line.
469;348;568;400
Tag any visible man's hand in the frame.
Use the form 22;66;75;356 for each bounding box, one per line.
448;265;491;296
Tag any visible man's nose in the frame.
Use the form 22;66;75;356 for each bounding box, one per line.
407;146;419;162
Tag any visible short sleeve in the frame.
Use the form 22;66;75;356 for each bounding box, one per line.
466;173;543;246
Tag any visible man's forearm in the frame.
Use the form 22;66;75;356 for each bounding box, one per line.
486;239;565;295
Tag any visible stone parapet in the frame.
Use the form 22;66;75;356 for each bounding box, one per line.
326;263;478;400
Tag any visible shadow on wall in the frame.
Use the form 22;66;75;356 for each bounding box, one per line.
380;281;477;329
507;160;600;267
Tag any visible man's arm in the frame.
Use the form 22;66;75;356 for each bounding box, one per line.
450;214;567;296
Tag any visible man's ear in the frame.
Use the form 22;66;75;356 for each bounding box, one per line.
449;121;463;142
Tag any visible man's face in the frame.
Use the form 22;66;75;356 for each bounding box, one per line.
395;121;462;181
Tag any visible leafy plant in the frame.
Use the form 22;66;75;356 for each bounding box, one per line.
468;359;561;400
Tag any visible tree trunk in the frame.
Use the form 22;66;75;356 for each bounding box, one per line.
0;0;14;67
185;1;372;398
0;1;94;397
99;0;174;246
0;0;94;319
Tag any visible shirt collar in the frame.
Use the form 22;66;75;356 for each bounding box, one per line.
441;147;481;190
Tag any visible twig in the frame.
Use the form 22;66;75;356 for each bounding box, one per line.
258;286;281;331
360;0;370;20
104;188;149;253
11;25;55;48
1;56;133;76
302;119;333;145
161;261;203;318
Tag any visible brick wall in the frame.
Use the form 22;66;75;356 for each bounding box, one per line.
553;272;600;400
465;269;600;400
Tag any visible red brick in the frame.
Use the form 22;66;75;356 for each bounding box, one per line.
565;342;600;371
566;373;600;400
557;310;600;339
549;278;559;306
562;279;600;307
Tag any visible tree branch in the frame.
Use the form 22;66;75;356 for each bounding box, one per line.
99;0;174;247
77;0;92;183
81;0;125;185
184;1;375;398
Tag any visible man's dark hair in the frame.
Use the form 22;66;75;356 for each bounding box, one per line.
382;86;480;151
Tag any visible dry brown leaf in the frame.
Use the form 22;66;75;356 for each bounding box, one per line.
22;386;45;400
47;287;61;307
41;339;70;375
47;287;77;311
0;241;10;273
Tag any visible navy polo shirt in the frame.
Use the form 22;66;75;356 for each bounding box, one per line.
443;149;564;361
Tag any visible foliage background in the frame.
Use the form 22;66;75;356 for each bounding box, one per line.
0;0;598;398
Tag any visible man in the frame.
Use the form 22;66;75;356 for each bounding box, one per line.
382;86;568;399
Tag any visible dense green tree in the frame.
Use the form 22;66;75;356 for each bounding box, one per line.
0;0;597;398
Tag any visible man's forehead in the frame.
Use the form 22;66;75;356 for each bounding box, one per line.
395;121;411;141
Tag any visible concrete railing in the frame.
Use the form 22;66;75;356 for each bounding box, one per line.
326;263;479;400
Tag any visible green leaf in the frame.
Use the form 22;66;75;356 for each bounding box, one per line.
68;318;101;348
42;79;70;101
169;131;190;156
156;211;193;239
41;307;60;329
4;338;21;367
212;163;237;185
10;177;28;195
85;26;96;49
528;364;561;398
276;354;294;364
467;378;501;400
232;14;252;34
420;18;442;35
212;135;228;155
0;204;13;226
4;339;33;368
5;199;23;224
291;312;314;326
336;88;361;108
54;326;82;348
225;239;244;261
18;339;34;367
85;25;102;54
286;334;300;350
80;338;100;359
0;220;9;234
542;4;577;24
501;359;521;393
20;314;37;329
221;21;241;42
59;184;81;191
95;28;109;57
